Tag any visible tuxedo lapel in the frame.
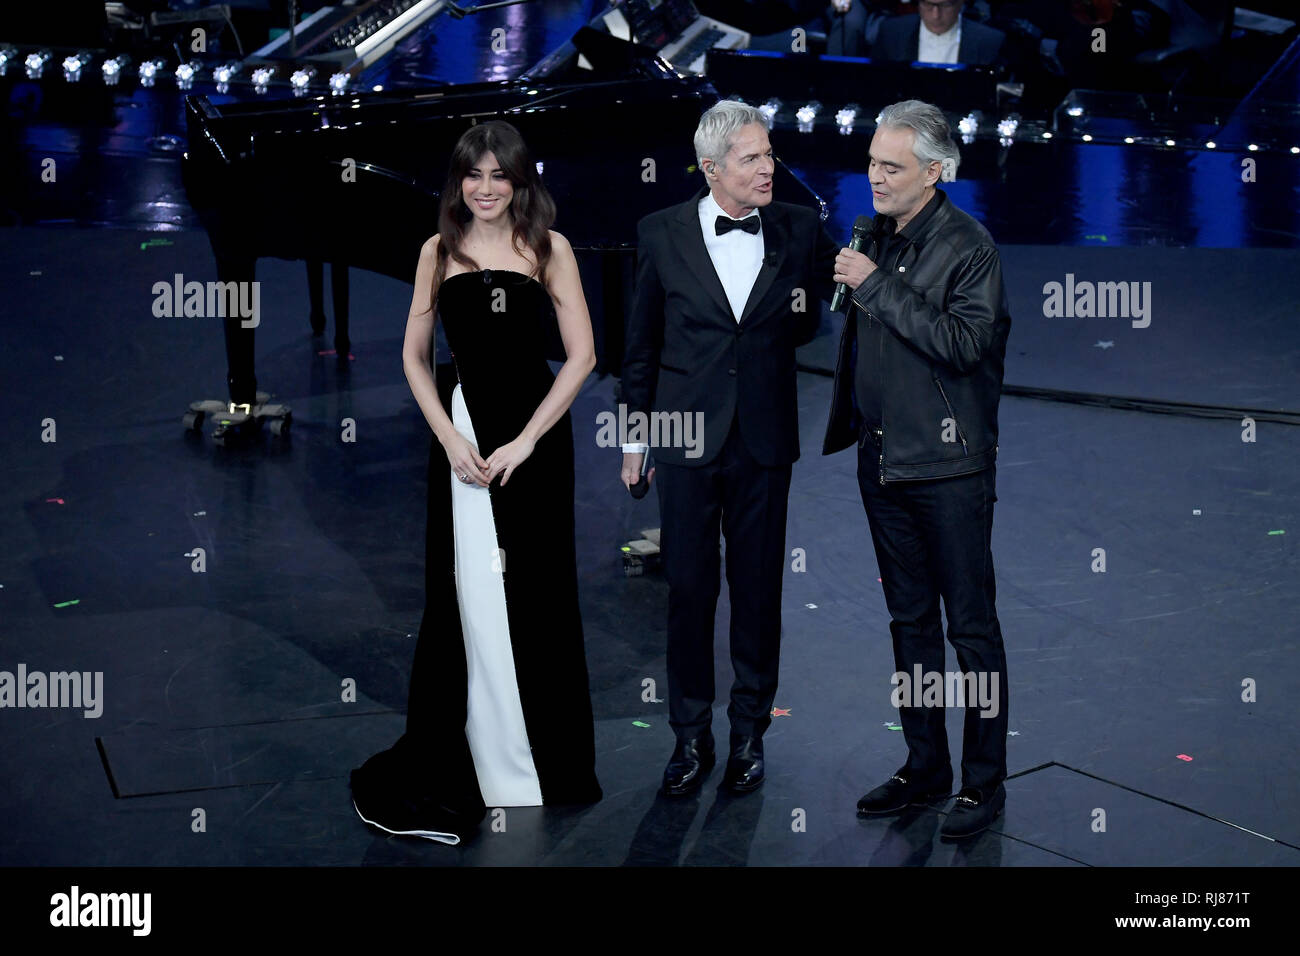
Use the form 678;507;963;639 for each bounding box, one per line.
671;190;733;323
739;203;787;325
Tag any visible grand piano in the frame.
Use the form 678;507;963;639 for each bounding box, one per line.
181;10;828;416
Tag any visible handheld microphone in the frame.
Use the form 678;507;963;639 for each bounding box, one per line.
831;215;874;313
629;451;652;499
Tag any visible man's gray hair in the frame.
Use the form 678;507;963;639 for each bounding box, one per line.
694;99;766;171
876;100;960;182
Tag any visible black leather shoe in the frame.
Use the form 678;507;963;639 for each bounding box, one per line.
662;732;715;797
720;735;764;793
939;784;1005;838
856;768;953;816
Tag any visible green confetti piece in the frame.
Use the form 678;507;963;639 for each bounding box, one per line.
632;720;651;728
139;238;174;251
1083;234;1109;243
1268;529;1285;535
53;599;80;608
884;722;902;731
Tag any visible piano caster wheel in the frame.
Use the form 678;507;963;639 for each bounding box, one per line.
212;426;229;446
269;416;290;438
183;410;204;432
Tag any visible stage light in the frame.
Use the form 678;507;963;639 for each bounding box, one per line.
1124;136;1135;144
956;111;977;145
1247;143;1259;151
102;54;131;86
1066;106;1084;117
759;98;781;128
213;62;240;93
0;45;16;77
1205;141;1216;149
175;61;201;90
251;66;275;93
1291;147;1299;155
1081;134;1093;142
996;117;1018;139
25;51;52;80
138;58;166;87
796;101;821;133
329;72;350;95
372;84;384;92
835;104;858;135
1041;131;1053;140
291;67;316;96
61;52;91;83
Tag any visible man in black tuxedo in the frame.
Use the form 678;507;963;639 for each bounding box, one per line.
871;0;1006;66
621;99;839;797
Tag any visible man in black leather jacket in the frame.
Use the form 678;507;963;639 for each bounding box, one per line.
825;98;1011;839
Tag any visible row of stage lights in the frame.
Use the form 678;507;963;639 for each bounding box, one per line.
0;46;368;96
6;45;1297;153
754;97;1299;154
1058;104;1297;154
756;98;1023;147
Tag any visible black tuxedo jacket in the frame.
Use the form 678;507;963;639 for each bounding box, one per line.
872;14;1006;66
623;186;839;468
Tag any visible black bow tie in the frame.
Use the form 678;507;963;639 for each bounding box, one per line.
715;214;760;236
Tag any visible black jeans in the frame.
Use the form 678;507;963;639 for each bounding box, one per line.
857;440;1008;798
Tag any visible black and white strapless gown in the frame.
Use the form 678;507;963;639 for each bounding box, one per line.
350;269;602;844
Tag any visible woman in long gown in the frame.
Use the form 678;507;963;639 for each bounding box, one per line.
350;121;602;844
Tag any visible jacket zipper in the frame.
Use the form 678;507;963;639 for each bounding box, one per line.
878;310;886;485
933;376;969;455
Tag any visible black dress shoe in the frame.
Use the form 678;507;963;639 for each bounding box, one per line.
720;735;764;793
856;768;953;816
662;732;715;797
939;784;1005;838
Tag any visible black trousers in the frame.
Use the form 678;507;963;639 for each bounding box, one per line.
655;415;793;743
857;440;1009;798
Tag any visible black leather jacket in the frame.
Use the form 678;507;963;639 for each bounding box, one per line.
822;189;1011;483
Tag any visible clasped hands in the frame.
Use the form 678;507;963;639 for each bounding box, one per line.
445;432;535;488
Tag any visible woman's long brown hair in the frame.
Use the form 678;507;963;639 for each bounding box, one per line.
428;120;556;316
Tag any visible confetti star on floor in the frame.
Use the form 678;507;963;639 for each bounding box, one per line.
771;707;791;717
1008;731;1020;736
1095;340;1114;349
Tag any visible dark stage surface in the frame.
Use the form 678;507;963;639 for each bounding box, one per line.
1;228;1296;867
0;0;1298;877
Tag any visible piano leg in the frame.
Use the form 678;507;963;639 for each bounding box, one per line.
307;260;327;335
218;251;258;406
331;261;350;357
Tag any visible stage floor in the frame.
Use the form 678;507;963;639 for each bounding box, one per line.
0;227;1296;866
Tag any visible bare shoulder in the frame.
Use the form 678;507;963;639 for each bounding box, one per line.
421;234;440;257
547;229;573;254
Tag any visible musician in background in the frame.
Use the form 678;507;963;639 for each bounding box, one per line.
870;0;1006;65
707;0;891;56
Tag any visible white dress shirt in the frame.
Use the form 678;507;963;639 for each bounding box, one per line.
918;15;962;64
698;190;765;322
622;191;764;455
